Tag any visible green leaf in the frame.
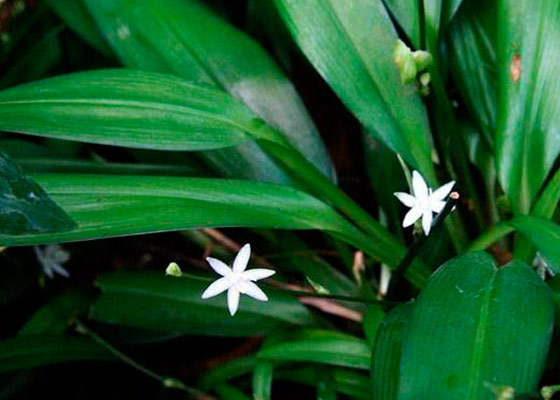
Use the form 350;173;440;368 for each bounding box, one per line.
509;216;560;273
532;168;560;219
0;173;365;247
0;336;114;373
258;330;370;370
382;0;421;47
0;69;265;151
19;289;95;335
496;0;560;212
81;0;334;182
398;252;554;400
91;271;316;336
0;150;75;236
370;302;413;400
272;0;435;179
199;356;257;391
215;384;252;400
252;361;274;400
447;0;497;147
44;0;111;55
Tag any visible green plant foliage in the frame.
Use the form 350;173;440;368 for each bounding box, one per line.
398;252;554;400
91;271;316;336
0;150;75;235
272;0;435;180
73;0;335;183
496;0;560;212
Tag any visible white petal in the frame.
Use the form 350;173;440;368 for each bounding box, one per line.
422;211;433;235
201;277;231;299
43;265;54;279
233;243;251;273
394;192;416;208
206;257;232;276
402;207;423;227
237;280;268;301
227;287;240;316
431;200;446;214
412;171;429;200
50;263;70;278
242;268;275;281
430;180;455;201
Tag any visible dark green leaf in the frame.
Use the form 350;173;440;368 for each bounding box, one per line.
447;0;497;147
272;0;435;179
0;174;365;247
496;0;560;212
509;216;560;273
258;330;370;370
44;0;111;55
0;336;114;373
532;168;560;219
382;0;421;47
370;302;413;400
82;0;334;182
91;271;316;336
398;252;554;400
19;289;95;335
0;150;75;235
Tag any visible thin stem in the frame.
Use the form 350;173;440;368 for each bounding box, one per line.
278;288;401;307
75;321;214;400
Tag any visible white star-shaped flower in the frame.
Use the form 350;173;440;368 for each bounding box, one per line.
201;244;275;316
394;170;455;235
34;244;70;279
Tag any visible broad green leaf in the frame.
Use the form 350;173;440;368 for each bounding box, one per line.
0;336;114;373
91;271;315;336
509;216;560;273
371;303;413;400
44;0;111;55
0;174;365;249
19;289;95;335
382;0;421;47
258;330;370;370
0;150;75;236
81;0;334;182
448;0;497;147
424;0;464;47
272;0;435;179
0;69;266;151
398;252;554;400
496;0;560;212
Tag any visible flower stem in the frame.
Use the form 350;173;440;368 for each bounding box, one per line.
75;321;214;400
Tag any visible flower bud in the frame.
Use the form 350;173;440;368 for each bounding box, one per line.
165;262;183;277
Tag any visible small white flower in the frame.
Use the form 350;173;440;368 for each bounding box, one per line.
34;244;70;279
201;244;275;316
394;170;455;235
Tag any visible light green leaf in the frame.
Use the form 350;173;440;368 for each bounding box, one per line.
258;330;370;370
0;150;75;236
272;0;435;179
0;69;265;151
0;336;114;373
0;173;365;248
81;0;334;182
398;252;554;400
496;0;560;212
90;271;315;337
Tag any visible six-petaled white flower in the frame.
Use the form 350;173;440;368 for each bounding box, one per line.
34;244;70;279
201;244;275;316
394;170;455;235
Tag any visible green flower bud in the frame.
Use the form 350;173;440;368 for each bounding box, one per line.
165;262;183;277
413;50;433;70
419;72;431;87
